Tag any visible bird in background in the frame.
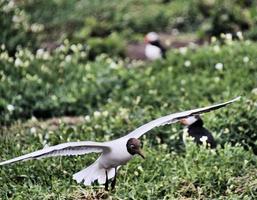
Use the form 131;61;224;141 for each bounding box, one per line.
144;32;166;60
180;115;217;148
125;32;166;61
0;97;240;191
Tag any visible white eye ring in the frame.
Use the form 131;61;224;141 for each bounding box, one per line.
130;144;135;148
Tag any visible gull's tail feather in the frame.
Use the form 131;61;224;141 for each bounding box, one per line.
73;162;115;186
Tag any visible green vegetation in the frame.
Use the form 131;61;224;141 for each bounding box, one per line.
1;0;257;199
1;0;257;56
1;39;257;199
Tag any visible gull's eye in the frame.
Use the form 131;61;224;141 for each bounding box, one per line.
130;144;135;149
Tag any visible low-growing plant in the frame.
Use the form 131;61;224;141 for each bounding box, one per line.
0;38;256;198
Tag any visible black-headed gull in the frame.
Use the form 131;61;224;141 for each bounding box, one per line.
180;115;217;148
144;32;166;60
0;97;240;190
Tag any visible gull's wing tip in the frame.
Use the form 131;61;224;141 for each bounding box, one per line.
231;96;241;102
0;161;8;166
234;96;241;101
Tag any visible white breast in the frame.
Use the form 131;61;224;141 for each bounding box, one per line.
145;44;162;60
99;139;133;169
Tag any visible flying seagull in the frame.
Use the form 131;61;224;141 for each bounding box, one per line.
0;97;240;190
180;115;217;148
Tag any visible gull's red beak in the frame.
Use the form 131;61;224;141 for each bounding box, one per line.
137;149;145;159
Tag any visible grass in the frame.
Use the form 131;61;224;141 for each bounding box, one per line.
1;1;257;198
0;120;256;199
0;39;257;198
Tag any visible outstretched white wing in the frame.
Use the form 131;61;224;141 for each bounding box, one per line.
0;141;110;165
124;97;240;139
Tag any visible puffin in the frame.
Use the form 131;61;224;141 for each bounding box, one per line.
180;115;217;148
144;32;166;60
125;32;166;60
0;97;239;190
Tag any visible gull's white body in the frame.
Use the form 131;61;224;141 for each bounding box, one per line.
100;139;132;168
0;97;240;186
74;138;132;185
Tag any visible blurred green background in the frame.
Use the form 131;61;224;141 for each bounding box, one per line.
0;0;257;199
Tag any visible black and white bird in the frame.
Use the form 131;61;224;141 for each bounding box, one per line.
0;97;240;190
180;115;217;148
144;32;166;60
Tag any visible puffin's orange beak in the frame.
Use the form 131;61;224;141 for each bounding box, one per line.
180;118;187;125
144;36;148;44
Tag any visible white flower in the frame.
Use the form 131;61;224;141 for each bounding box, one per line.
213;45;220;53
84;115;91;121
110;62;118;69
149;89;157;95
94;124;100;129
214;77;220;83
7;104;15;112
156;137;161;144
200;136;208;143
36;49;50;60
182;128;189;143
138;166;143;172
211;36;217;43
36;49;44;57
135;96;141;105
215;63;223;71
251;88;257;95
58;45;66;52
12;15;21;23
119;108;129;118
65;55;72;62
172;127;177;132
1;44;5;50
31;116;38;122
161;143;168;150
179;47;187;55
243;56;249;63
3;1;15;12
93;111;101;118
8;57;14;62
181;79;186;85
184;60;191;67
221;33;233;44
0;52;9;60
80;51;87;58
30;127;37;134
30;23;44;32
224;128;230;134
14;58;22;67
225;33;233;41
236;31;243;40
102;111;109;117
70;44;78;52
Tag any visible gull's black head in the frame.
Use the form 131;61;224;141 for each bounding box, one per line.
126;138;145;159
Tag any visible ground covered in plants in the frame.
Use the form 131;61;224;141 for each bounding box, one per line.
0;0;257;199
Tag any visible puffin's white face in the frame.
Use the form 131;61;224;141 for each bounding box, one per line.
180;116;198;126
145;32;159;43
